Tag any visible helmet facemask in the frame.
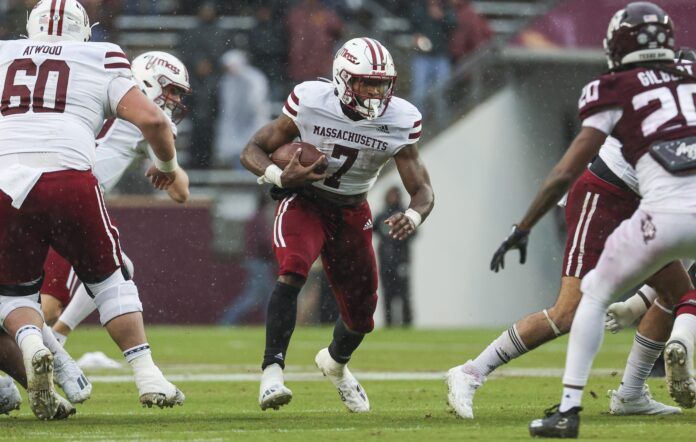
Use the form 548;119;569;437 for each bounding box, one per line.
339;71;396;120
156;82;189;124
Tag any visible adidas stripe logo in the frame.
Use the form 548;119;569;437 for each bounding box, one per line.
377;124;389;134
363;219;373;230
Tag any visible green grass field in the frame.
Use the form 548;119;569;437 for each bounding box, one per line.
1;326;694;441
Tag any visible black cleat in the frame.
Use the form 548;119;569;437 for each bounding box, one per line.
529;404;581;439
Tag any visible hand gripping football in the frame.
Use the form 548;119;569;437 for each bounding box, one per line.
271;141;328;174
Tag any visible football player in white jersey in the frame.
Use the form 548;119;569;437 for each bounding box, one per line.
39;51;191;346
241;37;434;412
0;0;184;418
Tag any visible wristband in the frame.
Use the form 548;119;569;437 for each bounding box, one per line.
154;152;178;173
404;208;422;228
257;164;284;188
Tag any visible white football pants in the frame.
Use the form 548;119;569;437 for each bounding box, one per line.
563;208;696;387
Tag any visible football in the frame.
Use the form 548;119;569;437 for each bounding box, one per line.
270;141;329;174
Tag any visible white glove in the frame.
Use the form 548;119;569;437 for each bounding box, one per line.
605;302;634;333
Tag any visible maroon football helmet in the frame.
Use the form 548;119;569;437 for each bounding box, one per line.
603;2;675;69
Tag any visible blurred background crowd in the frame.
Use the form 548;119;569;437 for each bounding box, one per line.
0;0;493;169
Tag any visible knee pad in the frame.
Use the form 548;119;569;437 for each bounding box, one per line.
0;293;43;327
85;271;142;325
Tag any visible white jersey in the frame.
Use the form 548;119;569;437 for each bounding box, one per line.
283;81;422;195
0;40;136;170
94;117;177;193
598;136;639;194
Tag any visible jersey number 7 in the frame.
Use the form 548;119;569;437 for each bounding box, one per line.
324;144;359;189
1;58;70;116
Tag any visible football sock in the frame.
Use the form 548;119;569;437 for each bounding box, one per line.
670;313;696;360
328;319;365;364
123;343;152;364
617;332;665;400
262;282;300;370
15;325;43;355
562;290;607;395
57;283;97;331
470;324;528;376
559;386;583;412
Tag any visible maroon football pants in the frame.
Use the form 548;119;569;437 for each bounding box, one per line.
273;194;378;333
0;170;124;287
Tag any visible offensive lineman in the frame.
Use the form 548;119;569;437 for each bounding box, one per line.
0;0;183;418
486;2;696;437
241;37;434;412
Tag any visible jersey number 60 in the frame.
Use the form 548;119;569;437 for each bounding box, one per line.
1;58;70;116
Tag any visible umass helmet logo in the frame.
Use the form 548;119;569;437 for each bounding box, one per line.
338;48;359;65
145;55;181;75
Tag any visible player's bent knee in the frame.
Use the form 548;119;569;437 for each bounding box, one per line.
545;307;572;335
85;271;143;326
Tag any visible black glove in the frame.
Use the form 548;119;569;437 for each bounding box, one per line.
490;225;529;272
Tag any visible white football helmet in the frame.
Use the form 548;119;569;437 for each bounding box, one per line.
131;51;191;124
333;37;397;120
27;0;91;43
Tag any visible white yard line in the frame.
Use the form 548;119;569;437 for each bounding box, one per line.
87;368;620;383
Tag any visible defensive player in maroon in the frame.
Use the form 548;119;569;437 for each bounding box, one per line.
241;37;434;412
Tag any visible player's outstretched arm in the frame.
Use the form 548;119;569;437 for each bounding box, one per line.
117;87;178;188
387;144;434;240
491;126;606;272
240;115;326;187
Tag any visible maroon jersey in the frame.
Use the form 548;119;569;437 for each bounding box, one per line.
578;62;696;166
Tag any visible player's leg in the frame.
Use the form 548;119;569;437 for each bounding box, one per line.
315;201;377;413
447;276;580;419
52;253;132;340
37;248;92;403
609;261;689;415
49;172;182;408
530;210;688;437
52;283;94;342
449;169;641;418
260;194;325;410
665;291;696;407
0;330;25;415
0;187;64;420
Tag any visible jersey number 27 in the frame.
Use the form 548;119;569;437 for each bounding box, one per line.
1;59;70;116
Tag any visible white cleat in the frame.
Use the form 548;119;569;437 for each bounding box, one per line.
25;347;58;420
135;368;184;409
665;340;696;408
0;376;21;415
446;361;485;419
52;392;76;420
259;363;293;410
608;385;682;415
53;350;92;404
315;348;370;413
